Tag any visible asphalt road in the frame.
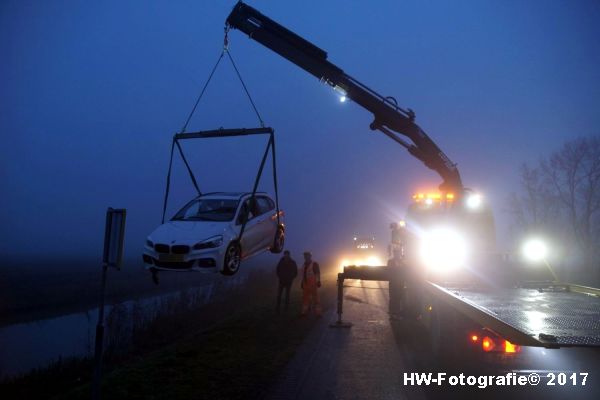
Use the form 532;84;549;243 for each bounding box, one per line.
263;278;600;400
265;279;427;400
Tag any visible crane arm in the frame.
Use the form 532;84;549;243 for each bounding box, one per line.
226;2;463;193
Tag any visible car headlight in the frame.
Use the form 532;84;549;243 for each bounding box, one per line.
521;238;547;263
193;235;224;250
146;239;154;248
419;228;468;271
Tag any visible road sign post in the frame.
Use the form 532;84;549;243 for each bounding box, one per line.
92;208;126;400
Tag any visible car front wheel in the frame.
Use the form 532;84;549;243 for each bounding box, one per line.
221;242;241;276
270;227;285;254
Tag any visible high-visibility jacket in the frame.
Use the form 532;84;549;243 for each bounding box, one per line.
302;262;320;285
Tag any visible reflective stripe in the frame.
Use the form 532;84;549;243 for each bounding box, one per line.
304;262;315;280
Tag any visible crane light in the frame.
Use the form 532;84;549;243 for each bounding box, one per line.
466;193;482;209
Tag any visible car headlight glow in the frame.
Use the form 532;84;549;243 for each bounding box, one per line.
419;228;468;271
522;238;547;263
338;255;383;270
193;235;224;250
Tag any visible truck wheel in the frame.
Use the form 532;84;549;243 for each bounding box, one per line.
221;242;241;276
270;227;285;254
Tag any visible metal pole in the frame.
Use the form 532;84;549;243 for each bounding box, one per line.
337;273;344;323
330;272;352;328
92;263;108;400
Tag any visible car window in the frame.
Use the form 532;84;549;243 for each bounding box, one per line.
257;197;274;215
173;198;239;222
236;198;259;224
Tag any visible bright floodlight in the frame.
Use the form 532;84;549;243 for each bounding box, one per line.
466;193;482;209
339;95;347;103
522;238;547;262
419;228;468;271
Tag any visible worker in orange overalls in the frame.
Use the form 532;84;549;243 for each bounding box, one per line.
300;251;322;317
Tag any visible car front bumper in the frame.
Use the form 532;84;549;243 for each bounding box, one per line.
142;246;225;273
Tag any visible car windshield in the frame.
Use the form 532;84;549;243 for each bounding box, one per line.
172;198;239;222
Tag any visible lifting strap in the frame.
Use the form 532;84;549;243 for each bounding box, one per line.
161;32;281;232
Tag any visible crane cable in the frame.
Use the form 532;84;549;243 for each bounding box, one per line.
161;27;280;228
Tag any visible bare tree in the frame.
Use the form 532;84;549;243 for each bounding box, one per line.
541;136;600;276
508;135;600;282
507;163;561;232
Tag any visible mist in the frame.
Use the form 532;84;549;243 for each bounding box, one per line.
2;0;599;264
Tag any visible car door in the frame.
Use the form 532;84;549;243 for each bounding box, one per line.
256;196;277;248
235;198;261;257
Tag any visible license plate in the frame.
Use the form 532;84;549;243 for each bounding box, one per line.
158;254;185;263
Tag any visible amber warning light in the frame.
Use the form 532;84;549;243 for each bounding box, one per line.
413;192;455;203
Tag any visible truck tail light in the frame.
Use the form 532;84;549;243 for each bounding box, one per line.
473;333;521;354
504;340;521;353
482;336;496;352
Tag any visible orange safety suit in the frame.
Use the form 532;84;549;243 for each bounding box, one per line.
301;261;321;316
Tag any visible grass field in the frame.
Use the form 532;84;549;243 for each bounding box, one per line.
0;264;337;399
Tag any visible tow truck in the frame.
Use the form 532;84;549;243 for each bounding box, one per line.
225;2;600;364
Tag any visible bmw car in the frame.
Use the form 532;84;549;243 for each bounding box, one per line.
143;192;284;275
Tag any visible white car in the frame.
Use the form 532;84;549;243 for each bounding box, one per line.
143;192;284;275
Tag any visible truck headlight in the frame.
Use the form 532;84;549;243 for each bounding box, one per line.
193;235;224;250
419;228;468;271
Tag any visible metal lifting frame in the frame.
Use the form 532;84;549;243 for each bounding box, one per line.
161;127;281;242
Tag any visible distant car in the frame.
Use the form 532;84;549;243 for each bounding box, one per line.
143;192;284;275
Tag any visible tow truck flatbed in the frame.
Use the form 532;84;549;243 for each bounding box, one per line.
428;282;600;347
334;266;600;348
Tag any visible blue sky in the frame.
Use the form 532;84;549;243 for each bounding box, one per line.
1;0;599;261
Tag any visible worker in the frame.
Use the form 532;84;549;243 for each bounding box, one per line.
388;222;406;317
301;251;322;317
389;221;406;260
276;250;298;313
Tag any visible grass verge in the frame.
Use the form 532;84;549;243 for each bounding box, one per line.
1;272;337;400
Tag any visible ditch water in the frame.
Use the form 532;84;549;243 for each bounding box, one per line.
0;271;251;380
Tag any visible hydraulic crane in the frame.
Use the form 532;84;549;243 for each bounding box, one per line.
224;3;600;357
226;2;463;195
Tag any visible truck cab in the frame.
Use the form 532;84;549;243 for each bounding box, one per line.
400;190;497;284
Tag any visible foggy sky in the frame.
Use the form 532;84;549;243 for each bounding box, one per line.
1;0;599;263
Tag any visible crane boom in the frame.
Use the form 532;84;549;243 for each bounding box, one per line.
226;2;463;193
